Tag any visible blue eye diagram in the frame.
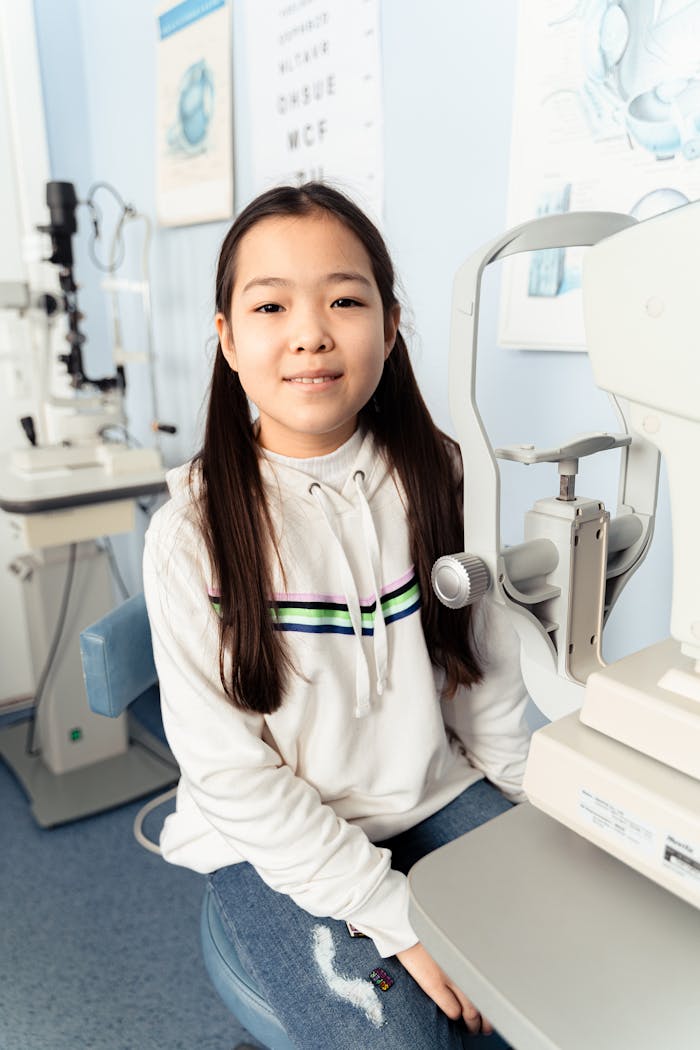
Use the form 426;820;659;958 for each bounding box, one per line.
576;0;700;162
167;59;215;155
523;2;700;301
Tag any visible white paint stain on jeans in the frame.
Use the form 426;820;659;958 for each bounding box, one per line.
311;925;385;1028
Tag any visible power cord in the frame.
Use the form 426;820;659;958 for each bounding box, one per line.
137;494;161;518
25;543;78;756
97;423;143;448
85;181;133;273
128;734;179;854
100;537;130;602
132;786;177;855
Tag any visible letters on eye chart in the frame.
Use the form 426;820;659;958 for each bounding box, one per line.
245;0;384;217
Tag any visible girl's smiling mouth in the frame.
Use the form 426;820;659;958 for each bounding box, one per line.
284;373;342;385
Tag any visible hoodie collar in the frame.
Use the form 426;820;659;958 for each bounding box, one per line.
260;427;364;492
258;428;387;508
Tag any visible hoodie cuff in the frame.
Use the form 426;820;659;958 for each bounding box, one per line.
345;868;418;958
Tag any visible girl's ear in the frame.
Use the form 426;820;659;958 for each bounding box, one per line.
216;313;237;371
384;304;401;359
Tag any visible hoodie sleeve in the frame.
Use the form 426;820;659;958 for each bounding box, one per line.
142;505;417;958
441;597;532;803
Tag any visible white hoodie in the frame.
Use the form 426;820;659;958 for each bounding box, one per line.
142;430;531;958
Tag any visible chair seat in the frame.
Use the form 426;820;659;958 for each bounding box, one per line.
81;595;293;1047
200;882;294;1050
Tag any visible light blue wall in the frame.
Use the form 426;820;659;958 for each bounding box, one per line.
32;0;672;680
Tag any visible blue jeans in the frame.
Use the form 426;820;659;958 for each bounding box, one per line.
208;779;513;1049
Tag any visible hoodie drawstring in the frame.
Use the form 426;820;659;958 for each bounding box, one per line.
309;479;387;718
353;471;388;696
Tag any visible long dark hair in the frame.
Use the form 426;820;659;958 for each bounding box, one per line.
194;182;481;713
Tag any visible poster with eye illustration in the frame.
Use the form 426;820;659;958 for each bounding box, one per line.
156;0;233;227
500;0;700;350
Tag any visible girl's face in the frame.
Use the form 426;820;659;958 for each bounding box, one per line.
216;211;399;458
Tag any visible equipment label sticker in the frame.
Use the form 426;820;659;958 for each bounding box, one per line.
663;835;700;884
579;788;656;855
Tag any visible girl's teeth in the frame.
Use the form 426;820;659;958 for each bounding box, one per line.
290;376;334;383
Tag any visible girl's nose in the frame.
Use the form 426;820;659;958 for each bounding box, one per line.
289;314;333;353
291;340;328;352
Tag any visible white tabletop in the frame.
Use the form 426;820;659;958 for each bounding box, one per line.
408;803;700;1050
0;460;166;513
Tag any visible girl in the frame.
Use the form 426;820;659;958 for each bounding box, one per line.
143;183;530;1049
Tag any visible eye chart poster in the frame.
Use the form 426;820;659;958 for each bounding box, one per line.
156;0;233;226
244;0;383;218
500;0;700;350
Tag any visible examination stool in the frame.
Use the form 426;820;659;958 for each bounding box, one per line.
80;593;294;1050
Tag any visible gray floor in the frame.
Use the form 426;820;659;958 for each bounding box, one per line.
0;729;262;1050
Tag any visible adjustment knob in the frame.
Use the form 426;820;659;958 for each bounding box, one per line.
431;553;491;609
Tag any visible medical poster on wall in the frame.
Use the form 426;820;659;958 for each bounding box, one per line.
244;0;383;219
500;0;700;350
156;0;233;227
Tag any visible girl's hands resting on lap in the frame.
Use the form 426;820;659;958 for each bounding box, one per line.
396;942;493;1036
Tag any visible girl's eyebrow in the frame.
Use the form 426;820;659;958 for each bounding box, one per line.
242;272;372;294
242;276;291;293
325;271;372;287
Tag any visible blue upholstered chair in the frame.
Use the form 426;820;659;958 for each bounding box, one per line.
79;594;294;1050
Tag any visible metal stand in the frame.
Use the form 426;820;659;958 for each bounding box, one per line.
0;717;177;827
0;461;169;827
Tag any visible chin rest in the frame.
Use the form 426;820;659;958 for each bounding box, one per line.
80;593;294;1050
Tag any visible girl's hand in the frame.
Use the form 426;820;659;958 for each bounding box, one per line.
396;941;493;1035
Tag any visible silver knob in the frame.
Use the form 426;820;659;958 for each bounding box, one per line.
431;553;491;609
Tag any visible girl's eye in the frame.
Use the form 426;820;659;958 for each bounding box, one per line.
332;297;362;309
256;303;283;314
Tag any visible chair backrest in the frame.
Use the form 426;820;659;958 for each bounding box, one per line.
80;593;158;718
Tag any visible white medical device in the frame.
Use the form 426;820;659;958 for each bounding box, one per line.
0;181;172;826
434;204;700;908
9;180;167;474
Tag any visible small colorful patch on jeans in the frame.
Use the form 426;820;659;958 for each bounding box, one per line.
369;967;394;992
346;922;367;938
